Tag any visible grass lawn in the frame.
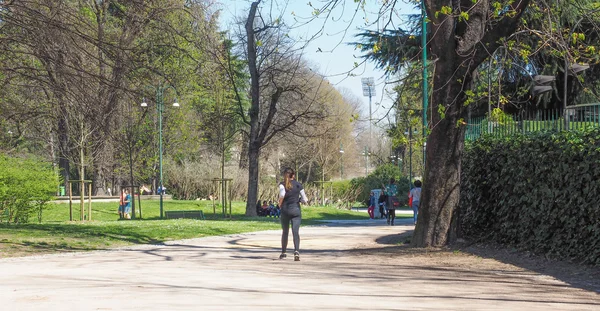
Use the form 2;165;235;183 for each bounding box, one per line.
0;199;408;258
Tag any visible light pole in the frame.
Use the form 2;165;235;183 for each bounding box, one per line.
563;62;589;129
361;77;375;175
561;10;597;130
488;48;555;132
361;147;370;176
339;142;344;179
390;154;401;172
142;84;179;219
421;0;428;168
404;126;418;190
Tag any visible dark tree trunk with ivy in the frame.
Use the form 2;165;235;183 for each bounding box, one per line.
412;0;532;247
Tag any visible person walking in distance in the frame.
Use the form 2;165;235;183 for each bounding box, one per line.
278;168;308;261
367;191;376;219
123;189;132;219
409;180;422;225
382;178;399;225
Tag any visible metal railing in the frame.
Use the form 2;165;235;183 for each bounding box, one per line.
465;103;600;141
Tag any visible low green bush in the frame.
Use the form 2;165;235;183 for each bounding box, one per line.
0;156;59;223
460;129;600;265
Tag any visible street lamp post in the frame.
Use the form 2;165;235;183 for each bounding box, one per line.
421;0;428;168
390;154;401;173
339;142;344;179
563;62;589;130
561;10;597;130
361;77;375;175
142;84;179;219
361;147;370;176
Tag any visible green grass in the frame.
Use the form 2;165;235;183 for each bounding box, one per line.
0;199;398;258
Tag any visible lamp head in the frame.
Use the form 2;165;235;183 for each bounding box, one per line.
533;75;556;85
532;85;553;97
569;63;589;75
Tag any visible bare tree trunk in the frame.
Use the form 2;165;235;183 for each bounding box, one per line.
246;143;260;216
58;113;70;188
305;161;312;184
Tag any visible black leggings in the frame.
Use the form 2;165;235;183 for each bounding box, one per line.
281;205;301;253
387;209;396;224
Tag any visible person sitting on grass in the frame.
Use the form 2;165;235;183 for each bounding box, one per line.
269;201;280;218
256;200;269;217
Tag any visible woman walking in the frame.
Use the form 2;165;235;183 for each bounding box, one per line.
367;191;376;219
278;168;308;261
409;180;422;225
382;178;399;225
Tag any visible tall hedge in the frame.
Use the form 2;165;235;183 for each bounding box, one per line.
460;129;600;265
0;156;59;223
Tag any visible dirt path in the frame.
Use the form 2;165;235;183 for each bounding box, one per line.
1;218;598;310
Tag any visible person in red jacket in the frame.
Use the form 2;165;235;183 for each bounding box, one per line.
367;191;375;219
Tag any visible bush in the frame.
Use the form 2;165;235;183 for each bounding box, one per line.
460;129;600;265
0;156;58;223
351;163;409;206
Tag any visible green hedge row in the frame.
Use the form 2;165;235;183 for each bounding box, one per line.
0;155;59;223
460;129;600;265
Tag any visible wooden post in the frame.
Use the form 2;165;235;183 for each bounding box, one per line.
130;186;136;220
69;182;73;221
221;180;226;217
80;180;84;221
88;182;92;221
228;180;232;218
212;180;216;215
137;191;142;219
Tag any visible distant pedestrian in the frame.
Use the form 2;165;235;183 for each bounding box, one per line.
123;189;132;219
278;168;308;261
378;192;387;219
409;180;422;225
367;191;376;219
118;189;125;219
382;178;399;225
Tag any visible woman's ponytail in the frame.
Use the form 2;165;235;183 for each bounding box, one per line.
283;167;294;190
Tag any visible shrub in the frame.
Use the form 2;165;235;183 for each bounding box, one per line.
460;129;600;265
0;156;58;223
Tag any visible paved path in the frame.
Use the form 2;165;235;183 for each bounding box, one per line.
1;218;598;310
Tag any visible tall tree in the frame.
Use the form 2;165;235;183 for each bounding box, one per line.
239;0;331;216
411;0;533;246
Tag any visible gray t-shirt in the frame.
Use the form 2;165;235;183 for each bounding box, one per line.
279;180;308;207
409;187;421;202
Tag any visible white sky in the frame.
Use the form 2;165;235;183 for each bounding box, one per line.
217;0;418;126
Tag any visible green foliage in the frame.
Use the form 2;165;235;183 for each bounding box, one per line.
351;164;409;206
328;180;361;206
0;156;59;223
460;129;600;265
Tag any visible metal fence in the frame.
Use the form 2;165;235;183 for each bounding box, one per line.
465;103;600;141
